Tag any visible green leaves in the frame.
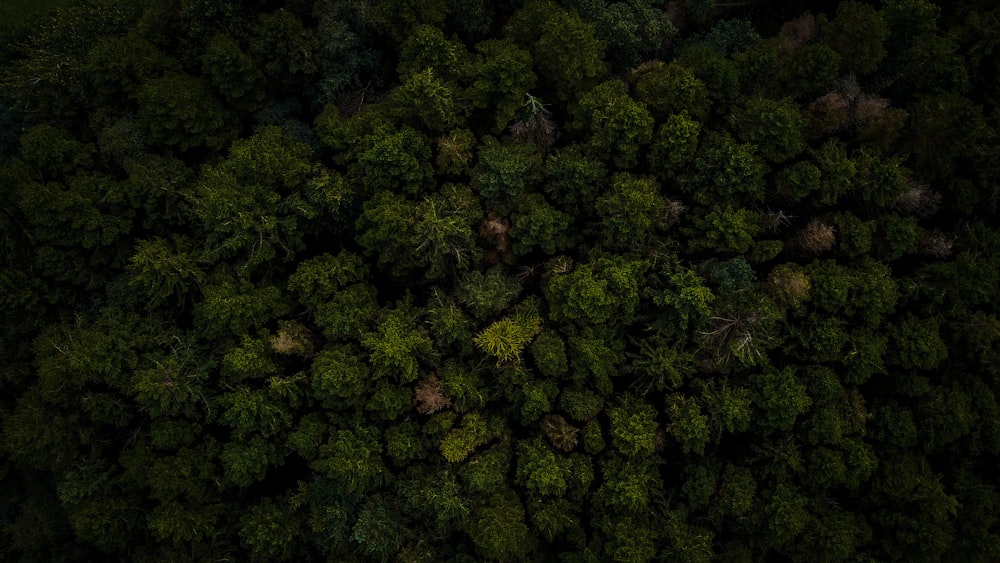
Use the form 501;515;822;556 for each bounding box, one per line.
473;299;542;364
128;237;205;306
731;96;806;163
137;74;235;152
545;255;647;326
361;306;433;382
607;395;659;457
572;80;654;168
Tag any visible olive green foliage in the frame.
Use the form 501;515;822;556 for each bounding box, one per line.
3;1;1000;561
731;96;806;163
571;80;654;168
634;62;711;121
137;73;235;152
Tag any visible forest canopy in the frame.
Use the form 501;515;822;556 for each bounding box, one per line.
2;0;1000;561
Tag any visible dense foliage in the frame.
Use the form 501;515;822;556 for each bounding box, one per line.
3;0;1000;561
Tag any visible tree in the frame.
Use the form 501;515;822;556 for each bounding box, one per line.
137;73;235;152
666;394;711;455
361;305;434;383
633;62;711;121
220;436;280;488
566;0;676;73
510;193;572;255
506;1;607;103
544;255;647;326
677;44;740;104
472;136;542;213
699;380;753;436
389;67;463;132
596;173;668;250
571;80;654;168
731;96;806;163
356;185;481;280
530;330;569;379
193;274;289;339
352;126;435;197
397;24;471;81
889;314;948;371
819;1;889;74
465;490;535;560
651;258;716;335
752;367;812;434
456;266;522;320
516;438;572;496
201;33;266;111
681;132;768;206
543;145;607;213
374;0;448;44
312;426;385;494
249;9;318;90
686;205;761;255
778;43;841;97
607;394;659;458
311;343;373;404
595;456;662;513
468;39;537;131
128;236;205;307
474;299;543;365
440;412;496;463
189;126;320;268
648;111;702;179
239;498;303;562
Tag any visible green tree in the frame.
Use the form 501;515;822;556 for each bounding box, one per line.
819;1;889;74
465;490;535;560
249;9;318;90
474;299;543;365
468;39;537;131
778;43;842;97
571;80;654;168
239;498;303;562
686;205;761;255
361;305;434;383
312;426;385;494
507;1;607;102
648;111;702;179
351;126;435;197
456;266;522;320
389;67;463;132
127;236;205;306
220;436;280;488
567;0;676;73
510;193;572;255
472;136;542;213
666;394;711;455
190;126;318;268
595;456;662;513
752;367;813;434
516;437;572;496
596;173;667;250
137;73;235;152
530;330;569;379
193;274;289;339
634;62;711;121
731;96;806;163
397;24;471;81
201;33;266;111
607;395;659;458
440;412;496;463
681;132;768;206
311;343;372;404
544;255;647;326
